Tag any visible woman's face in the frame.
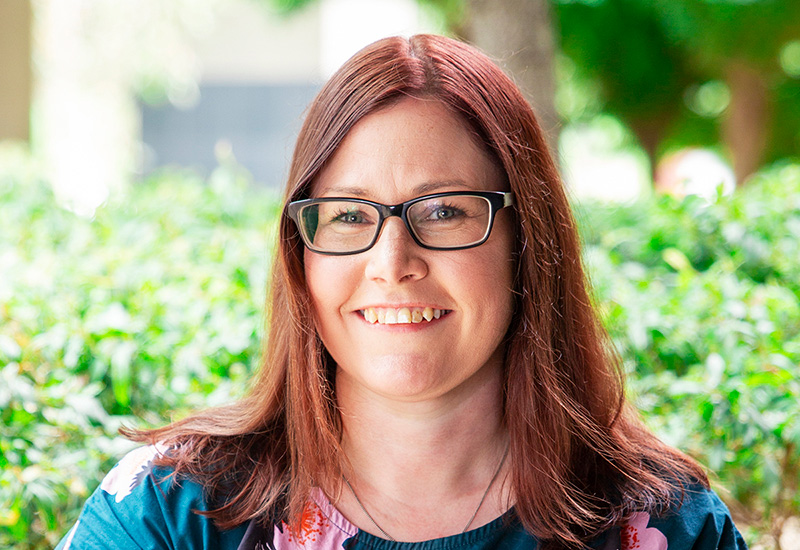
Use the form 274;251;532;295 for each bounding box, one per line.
304;97;515;403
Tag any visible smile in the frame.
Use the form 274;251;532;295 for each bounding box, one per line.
360;307;448;325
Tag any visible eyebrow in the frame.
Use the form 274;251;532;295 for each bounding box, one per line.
319;180;472;198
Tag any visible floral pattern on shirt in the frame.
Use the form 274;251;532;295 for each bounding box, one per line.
621;512;669;550
61;519;79;550
99;443;167;503
267;494;675;550
273;489;356;549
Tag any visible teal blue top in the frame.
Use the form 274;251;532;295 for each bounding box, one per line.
56;445;748;550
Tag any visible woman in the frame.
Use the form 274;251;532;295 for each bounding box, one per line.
57;35;747;549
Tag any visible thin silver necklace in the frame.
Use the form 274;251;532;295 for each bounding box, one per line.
342;443;510;542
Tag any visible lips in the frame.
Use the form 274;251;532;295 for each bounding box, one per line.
360;307;448;325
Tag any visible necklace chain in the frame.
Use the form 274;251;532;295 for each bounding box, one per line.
342;443;510;542
342;476;396;541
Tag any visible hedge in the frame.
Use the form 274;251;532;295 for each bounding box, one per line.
1;146;797;548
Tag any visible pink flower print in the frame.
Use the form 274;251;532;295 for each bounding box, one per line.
286;500;330;545
273;489;356;549
621;512;668;550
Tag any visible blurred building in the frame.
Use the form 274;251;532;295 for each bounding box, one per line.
30;0;437;215
140;0;437;188
0;0;32;141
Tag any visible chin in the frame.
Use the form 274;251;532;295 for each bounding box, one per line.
346;358;457;399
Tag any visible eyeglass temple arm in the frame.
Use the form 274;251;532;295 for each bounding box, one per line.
503;192;515;208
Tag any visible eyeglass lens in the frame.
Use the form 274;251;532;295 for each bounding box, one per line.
298;195;493;253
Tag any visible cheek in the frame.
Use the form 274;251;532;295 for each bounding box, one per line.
304;252;355;331
481;218;516;326
483;216;515;294
444;218;515;330
304;252;330;329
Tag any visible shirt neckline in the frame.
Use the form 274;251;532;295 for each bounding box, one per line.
310;488;518;549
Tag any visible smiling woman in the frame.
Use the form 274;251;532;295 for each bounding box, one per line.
56;35;748;550
304;98;515;407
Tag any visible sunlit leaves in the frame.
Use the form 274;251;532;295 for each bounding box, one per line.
578;163;800;543
0;147;278;549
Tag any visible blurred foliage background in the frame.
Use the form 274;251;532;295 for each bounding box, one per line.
3;147;799;549
1;0;799;549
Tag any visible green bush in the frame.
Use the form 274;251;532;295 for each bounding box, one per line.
0;147;279;548
577;165;800;545
1;146;797;548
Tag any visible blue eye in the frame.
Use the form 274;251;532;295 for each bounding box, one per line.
432;206;459;220
334;211;366;224
420;203;465;223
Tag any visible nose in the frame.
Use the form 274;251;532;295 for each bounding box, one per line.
363;217;428;284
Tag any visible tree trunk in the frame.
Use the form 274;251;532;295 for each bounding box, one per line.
629;114;669;179
459;0;559;155
722;61;769;185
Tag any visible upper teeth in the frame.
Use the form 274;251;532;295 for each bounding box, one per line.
362;307;444;324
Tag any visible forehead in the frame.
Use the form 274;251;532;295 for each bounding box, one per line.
311;97;505;200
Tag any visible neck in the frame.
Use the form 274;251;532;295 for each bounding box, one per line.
334;365;511;540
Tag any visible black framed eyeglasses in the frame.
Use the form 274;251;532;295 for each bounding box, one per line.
286;191;514;255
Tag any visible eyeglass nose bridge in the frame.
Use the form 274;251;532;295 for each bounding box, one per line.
371;202;418;246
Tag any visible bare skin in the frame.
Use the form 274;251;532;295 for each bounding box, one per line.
335;356;512;541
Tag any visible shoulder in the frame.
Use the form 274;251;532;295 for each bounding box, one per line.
56;444;249;550
602;485;749;550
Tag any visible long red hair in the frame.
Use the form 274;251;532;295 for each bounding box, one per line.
127;34;707;547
